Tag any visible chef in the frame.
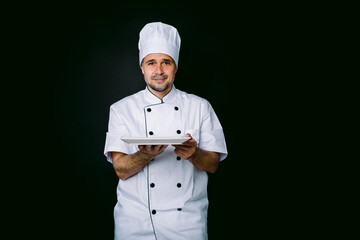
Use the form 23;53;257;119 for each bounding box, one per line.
104;22;228;240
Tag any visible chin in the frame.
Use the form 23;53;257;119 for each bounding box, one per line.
149;83;170;92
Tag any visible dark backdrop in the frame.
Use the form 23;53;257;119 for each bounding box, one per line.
13;2;310;239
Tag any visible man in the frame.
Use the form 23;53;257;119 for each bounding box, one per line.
104;22;227;240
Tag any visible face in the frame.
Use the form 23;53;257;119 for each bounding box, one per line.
141;53;177;96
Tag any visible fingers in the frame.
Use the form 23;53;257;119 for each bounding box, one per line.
159;144;169;152
174;148;186;158
154;144;168;153
177;138;197;148
174;147;195;160
138;145;168;155
139;142;195;160
173;144;192;150
173;133;197;159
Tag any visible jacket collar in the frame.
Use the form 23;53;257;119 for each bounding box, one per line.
144;84;177;104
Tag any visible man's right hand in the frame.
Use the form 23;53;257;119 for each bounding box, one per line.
112;145;168;180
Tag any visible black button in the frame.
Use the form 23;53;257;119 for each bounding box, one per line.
147;108;152;112
149;131;154;135
177;208;182;211
174;106;179;111
176;130;181;134
150;183;155;188
152;210;156;215
177;183;182;188
176;156;181;161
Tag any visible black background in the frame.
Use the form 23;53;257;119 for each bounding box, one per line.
8;2;313;239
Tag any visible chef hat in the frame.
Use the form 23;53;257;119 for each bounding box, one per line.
138;22;181;68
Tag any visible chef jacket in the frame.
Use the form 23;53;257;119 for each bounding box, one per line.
104;85;227;240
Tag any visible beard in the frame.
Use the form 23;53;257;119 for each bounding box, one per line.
146;74;171;92
147;82;171;92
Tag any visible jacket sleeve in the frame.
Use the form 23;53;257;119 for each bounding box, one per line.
104;105;134;163
198;100;228;161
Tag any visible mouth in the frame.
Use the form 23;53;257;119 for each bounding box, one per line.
154;79;164;84
151;75;168;82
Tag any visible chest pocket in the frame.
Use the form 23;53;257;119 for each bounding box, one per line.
144;103;183;137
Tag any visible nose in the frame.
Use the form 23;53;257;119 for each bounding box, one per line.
154;63;164;75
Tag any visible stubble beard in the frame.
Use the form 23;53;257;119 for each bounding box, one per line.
147;74;172;92
147;82;171;92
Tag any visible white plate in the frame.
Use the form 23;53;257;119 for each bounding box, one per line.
121;137;191;145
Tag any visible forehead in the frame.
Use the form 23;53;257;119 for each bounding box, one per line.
143;53;175;62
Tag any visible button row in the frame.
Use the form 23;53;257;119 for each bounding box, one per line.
149;183;181;188
153;156;181;161
146;106;179;112
148;130;181;136
150;156;181;163
151;208;182;215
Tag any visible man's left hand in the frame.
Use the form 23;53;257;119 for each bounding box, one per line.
173;133;198;159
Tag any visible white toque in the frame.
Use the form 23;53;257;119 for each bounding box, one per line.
138;22;181;68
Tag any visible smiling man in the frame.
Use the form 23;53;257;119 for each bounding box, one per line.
141;53;176;96
104;22;228;240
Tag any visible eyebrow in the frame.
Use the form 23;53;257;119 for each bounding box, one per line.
145;59;155;64
145;58;173;64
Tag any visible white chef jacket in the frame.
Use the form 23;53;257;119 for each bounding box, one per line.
104;85;227;240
